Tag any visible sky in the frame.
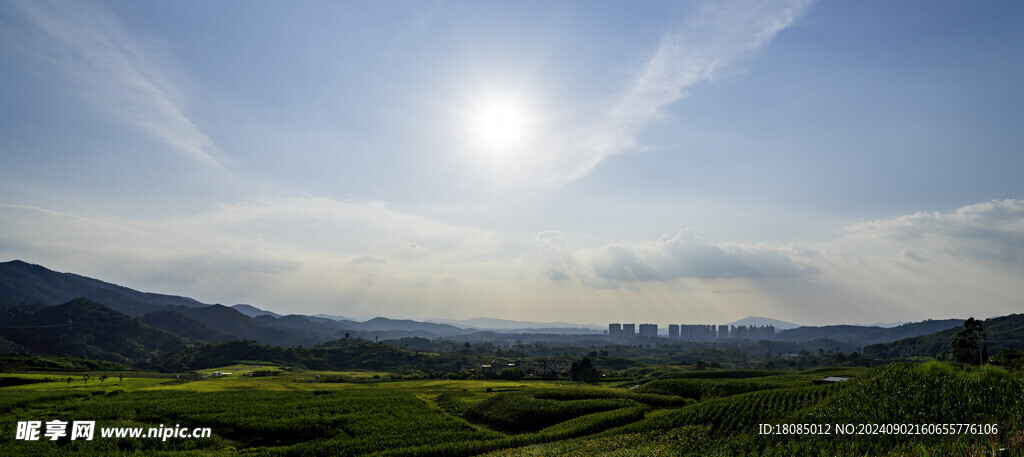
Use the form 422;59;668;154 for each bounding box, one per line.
1;0;1022;326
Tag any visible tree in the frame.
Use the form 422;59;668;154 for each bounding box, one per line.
99;375;108;385
498;368;524;380
569;357;600;381
952;317;987;365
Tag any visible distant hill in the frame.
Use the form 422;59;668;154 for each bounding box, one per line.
0;298;189;365
140;310;234;344
726;316;800;330
254;314;348;341
232;304;281;318
170;304;320;348
0;260;205;316
864;314;1024;360
775;319;964;345
312;313;354;321
360;317;472;335
0;335;29;355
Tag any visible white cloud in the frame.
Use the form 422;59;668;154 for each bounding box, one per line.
530;0;814;189
4;198;1023;324
0;196;504;307
8;0;226;168
844;199;1024;264
531;230;818;285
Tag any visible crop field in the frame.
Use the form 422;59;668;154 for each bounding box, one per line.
1;362;1022;456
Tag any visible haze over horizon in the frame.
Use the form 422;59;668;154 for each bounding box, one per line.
2;0;1022;326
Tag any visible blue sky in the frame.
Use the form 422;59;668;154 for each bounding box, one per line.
1;0;1022;325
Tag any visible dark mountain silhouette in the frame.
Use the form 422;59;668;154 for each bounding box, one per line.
360;317;472;335
140;310;234;344
864;314;1024;360
253;314;349;340
775;319;964;345
0;260;205;316
0;298;189;365
232;304;281;318
169;304;319;347
0;260;479;341
726;316;800;330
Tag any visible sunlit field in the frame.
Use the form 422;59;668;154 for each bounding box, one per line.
2;362;1021;456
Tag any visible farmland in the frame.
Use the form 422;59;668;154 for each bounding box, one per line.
1;361;1022;456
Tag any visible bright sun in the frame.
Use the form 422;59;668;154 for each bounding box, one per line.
466;96;532;153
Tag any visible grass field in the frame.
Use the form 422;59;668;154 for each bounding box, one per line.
1;362;1021;456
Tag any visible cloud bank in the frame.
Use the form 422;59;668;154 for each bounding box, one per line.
532;230;818;286
845;199;1024;264
2;198;1023;324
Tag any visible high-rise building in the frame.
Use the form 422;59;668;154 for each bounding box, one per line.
718;325;729;339
639;323;658;338
622;323;636;338
608;323;622;338
668;324;679;338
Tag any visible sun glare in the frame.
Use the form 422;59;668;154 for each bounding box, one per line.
466;95;533;153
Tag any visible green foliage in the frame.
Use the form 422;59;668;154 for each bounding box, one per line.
147;339;473;373
865;313;1024;361
464;392;639;432
991;349;1024;370
250;369;282;377
952;317;987;365
1;361;1022;456
774;320;964;345
568;357;600;381
655;369;779;379
633;377;790;400
497;367;524;380
537;406;648;436
0;355;127;372
0;299;189;365
628;385;835;434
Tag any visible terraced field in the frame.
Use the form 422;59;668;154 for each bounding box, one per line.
0;362;1021;456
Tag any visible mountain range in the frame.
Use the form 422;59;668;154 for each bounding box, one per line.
0;259;1014;368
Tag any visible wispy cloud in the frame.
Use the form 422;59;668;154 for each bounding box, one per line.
532;0;813;189
526;229;818;287
9;0;226;169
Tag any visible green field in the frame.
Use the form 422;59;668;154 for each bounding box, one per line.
1;362;1021;456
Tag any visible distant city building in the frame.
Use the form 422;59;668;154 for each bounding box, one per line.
727;325;774;340
679;324;715;341
606;322;773;341
608;323;622;339
639;323;658;338
622;323;636;338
